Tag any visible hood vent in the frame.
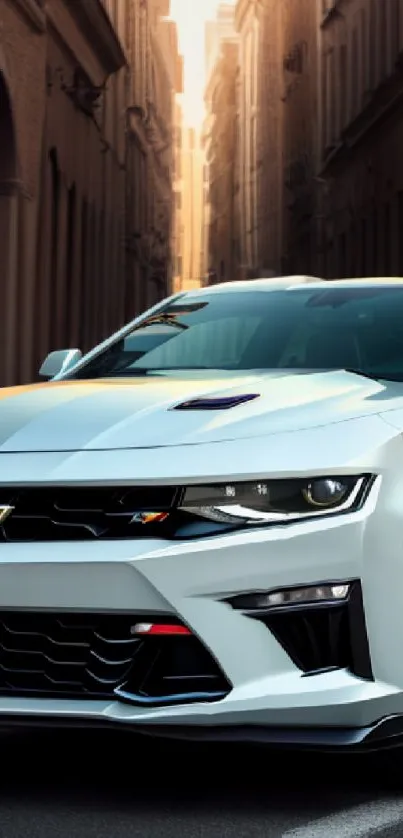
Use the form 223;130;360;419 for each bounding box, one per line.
173;394;260;411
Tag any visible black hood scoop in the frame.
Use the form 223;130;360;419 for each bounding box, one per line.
173;394;260;411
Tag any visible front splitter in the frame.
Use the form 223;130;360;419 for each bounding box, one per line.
2;713;403;752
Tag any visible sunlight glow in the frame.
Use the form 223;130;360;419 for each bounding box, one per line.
170;0;234;126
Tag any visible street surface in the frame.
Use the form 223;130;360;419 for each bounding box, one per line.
1;730;403;836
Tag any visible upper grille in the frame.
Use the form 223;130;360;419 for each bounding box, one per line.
0;486;178;542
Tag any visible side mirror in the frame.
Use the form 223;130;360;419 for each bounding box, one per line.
39;348;83;380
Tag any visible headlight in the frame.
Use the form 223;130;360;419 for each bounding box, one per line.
179;476;369;525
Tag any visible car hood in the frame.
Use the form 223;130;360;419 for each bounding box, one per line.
0;370;401;453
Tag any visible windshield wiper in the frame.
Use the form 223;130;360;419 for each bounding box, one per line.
134;313;188;331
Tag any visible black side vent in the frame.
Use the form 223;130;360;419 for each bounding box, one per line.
224;583;372;680
174;394;260;411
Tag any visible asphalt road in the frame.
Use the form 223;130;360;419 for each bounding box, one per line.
1;731;403;837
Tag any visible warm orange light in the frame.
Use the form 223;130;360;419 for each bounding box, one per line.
170;0;234;126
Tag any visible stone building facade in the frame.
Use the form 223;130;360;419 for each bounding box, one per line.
230;0;283;279
0;0;181;387
0;0;125;386
125;0;182;315
148;4;183;304
204;38;239;284
281;0;320;275
0;0;47;387
234;0;260;275
204;0;403;284
171;99;184;294
201;112;213;285
319;0;403;279
202;3;238;285
256;0;283;276
180;127;204;290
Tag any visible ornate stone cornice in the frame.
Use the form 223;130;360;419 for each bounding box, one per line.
46;0;126;87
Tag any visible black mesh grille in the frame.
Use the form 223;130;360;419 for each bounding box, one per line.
0;611;140;697
0;486;178;542
0;611;230;704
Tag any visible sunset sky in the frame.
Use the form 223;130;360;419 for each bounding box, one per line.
170;0;234;125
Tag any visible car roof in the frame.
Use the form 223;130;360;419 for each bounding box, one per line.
184;276;403;296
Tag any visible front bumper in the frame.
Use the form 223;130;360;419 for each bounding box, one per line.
3;708;403;753
1;469;403;747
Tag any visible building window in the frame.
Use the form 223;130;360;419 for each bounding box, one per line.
339;43;347;132
360;7;368;100
379;0;387;77
88;204;97;345
338;232;347;277
361;218;367;276
369;0;378;91
79;199;88;349
350;26;359;119
49;149;60;348
383;203;391;275
398;191;403;275
350;222;358;276
321;51;327;156
391;0;401;62
65;183;76;343
372;206;378;275
324;48;335;150
99;208;106;334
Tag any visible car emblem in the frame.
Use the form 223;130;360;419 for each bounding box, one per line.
130;512;169;524
0;505;14;524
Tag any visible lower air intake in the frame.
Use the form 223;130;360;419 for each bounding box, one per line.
0;611;230;705
260;604;351;673
225;582;372;679
118;634;230;706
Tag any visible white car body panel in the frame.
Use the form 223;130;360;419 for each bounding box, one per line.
0;370;401;453
2;276;403;748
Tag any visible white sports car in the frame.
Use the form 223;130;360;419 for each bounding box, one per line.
3;275;403;750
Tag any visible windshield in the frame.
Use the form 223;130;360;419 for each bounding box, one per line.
66;286;403;381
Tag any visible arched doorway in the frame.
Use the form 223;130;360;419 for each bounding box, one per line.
0;70;18;385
